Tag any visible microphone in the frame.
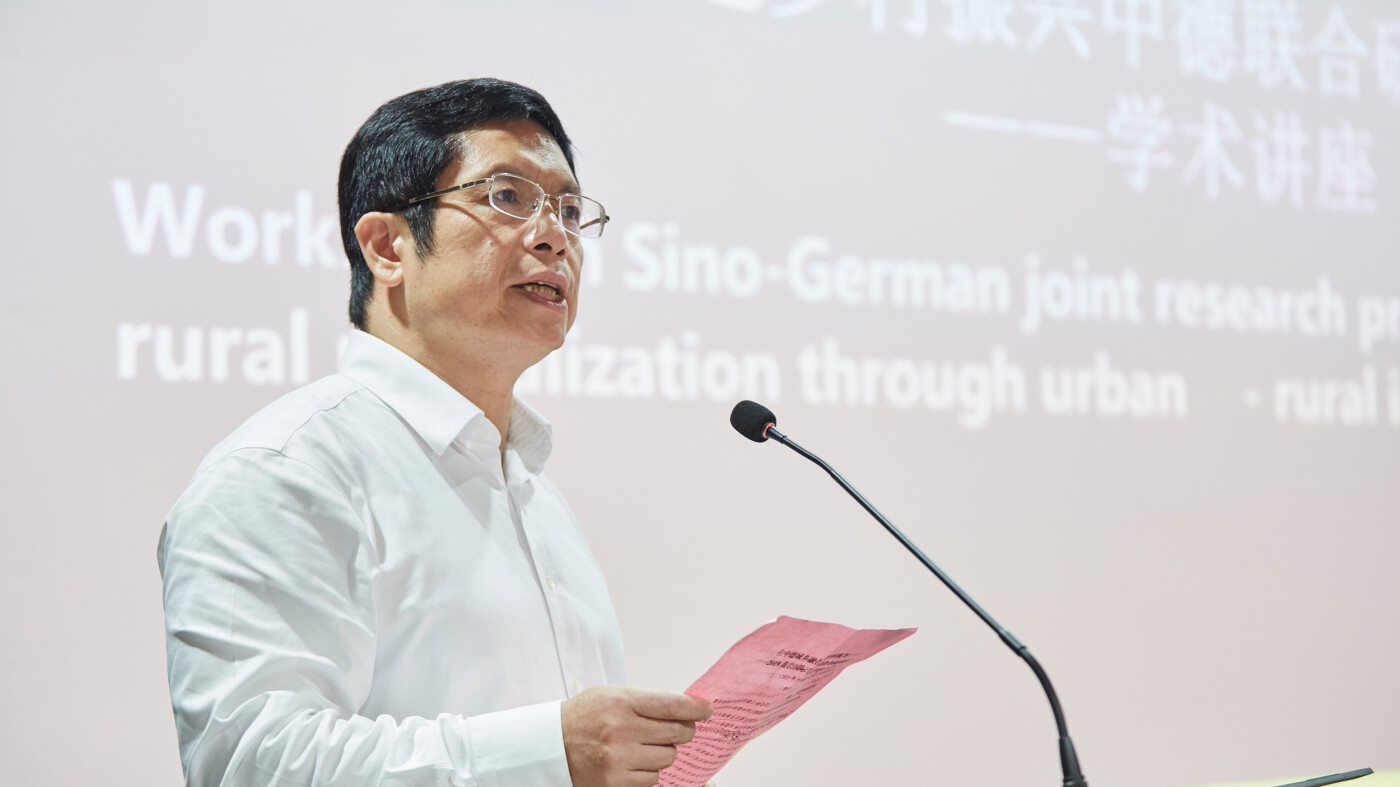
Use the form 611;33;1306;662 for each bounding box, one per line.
729;400;1088;787
729;399;781;442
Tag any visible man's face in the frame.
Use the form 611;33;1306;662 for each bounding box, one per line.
395;119;583;375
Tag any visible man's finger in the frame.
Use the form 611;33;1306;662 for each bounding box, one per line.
623;772;664;787
671;719;697;745
632;717;698;745
631;742;681;772
628;689;713;722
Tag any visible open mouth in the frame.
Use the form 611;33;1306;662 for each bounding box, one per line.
515;281;563;303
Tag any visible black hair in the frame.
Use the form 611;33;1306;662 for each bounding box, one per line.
337;78;575;328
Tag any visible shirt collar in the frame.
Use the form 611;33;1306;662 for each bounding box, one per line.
338;331;554;472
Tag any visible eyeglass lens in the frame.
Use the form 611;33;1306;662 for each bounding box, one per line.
487;174;607;239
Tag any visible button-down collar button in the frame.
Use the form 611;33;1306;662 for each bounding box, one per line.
545;575;557;591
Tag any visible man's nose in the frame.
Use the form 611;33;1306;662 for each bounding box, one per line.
524;199;570;256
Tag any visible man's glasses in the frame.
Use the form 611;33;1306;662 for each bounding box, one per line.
404;173;610;239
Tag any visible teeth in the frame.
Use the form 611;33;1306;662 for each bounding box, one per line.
521;282;561;301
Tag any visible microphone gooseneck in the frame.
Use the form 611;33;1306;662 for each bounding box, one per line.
727;400;1087;787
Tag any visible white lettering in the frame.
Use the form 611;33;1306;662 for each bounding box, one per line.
1020;254;1145;335
1039;353;1187;418
114;309;312;385
1154;276;1348;338
116;323;153;380
621;222;764;298
112;180;203;257
1357;295;1400;355
295;190;342;268
206;206;259;263
154;326;204;382
1275;367;1379;426
110;179;344;267
787;236;832;302
208;327;243;382
262;210;294;264
621;222;663;291
787;235;1009;312
520;331;780;403
794;338;1025;429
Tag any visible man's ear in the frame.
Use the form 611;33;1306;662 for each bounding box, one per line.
355;212;408;288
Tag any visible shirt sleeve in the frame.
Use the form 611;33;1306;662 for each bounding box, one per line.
158;448;574;787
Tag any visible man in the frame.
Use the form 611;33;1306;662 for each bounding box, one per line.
159;78;712;786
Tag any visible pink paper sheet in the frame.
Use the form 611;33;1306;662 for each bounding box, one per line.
659;616;916;787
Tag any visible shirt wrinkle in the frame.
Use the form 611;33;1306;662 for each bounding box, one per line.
340;331;554;472
269;385;367;457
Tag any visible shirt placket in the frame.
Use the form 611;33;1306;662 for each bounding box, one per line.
505;468;583;699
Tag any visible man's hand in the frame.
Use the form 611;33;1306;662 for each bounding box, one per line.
562;686;713;787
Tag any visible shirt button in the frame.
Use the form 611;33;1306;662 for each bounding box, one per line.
545;576;557;591
572;680;583;696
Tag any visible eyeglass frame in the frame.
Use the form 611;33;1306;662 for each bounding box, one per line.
401;172;611;239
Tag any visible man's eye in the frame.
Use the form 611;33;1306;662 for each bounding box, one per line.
561;204;581;221
494;188;520;205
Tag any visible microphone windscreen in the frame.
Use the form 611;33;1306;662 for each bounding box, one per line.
730;400;777;442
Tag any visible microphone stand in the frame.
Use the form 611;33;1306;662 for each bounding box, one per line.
764;424;1088;787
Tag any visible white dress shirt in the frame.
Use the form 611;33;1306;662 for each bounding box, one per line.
158;330;626;786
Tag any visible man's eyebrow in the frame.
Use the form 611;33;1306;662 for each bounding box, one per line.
479;165;580;195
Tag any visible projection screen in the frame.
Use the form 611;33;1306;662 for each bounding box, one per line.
2;1;1397;785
